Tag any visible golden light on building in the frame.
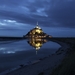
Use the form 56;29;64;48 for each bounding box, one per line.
23;22;52;38
36;29;41;34
24;22;52;54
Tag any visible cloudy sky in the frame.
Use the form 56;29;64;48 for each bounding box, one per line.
0;0;75;37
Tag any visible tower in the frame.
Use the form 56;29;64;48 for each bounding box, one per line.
35;22;41;29
37;21;38;25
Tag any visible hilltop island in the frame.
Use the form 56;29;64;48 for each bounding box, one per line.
23;22;52;38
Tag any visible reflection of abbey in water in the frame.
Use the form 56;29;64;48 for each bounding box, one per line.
24;22;51;54
23;22;52;38
27;38;48;54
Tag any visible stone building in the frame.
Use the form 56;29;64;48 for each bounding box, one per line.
23;22;52;38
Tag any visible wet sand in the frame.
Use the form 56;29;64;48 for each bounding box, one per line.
3;44;69;75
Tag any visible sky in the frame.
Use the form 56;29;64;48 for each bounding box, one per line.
0;0;75;37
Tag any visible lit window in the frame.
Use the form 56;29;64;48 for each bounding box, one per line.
36;29;41;33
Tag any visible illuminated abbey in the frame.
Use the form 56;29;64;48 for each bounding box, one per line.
23;22;52;38
23;22;52;54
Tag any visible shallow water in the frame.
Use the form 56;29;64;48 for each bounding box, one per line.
0;39;61;73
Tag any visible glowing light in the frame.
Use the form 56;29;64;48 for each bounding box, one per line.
36;29;41;33
35;26;41;29
35;43;41;47
36;47;40;50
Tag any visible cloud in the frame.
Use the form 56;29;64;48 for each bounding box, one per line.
0;0;75;29
48;0;75;28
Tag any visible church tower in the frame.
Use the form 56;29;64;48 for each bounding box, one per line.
35;22;41;29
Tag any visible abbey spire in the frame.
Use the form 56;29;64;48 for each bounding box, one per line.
35;22;41;29
37;21;38;25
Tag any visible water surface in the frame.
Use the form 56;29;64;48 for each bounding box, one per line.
0;39;61;73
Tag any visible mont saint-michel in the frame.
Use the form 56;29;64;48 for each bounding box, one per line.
23;22;52;38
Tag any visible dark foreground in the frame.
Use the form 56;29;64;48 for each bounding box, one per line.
0;36;75;75
51;45;75;75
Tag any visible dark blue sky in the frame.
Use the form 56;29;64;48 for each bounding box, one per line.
0;0;75;37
